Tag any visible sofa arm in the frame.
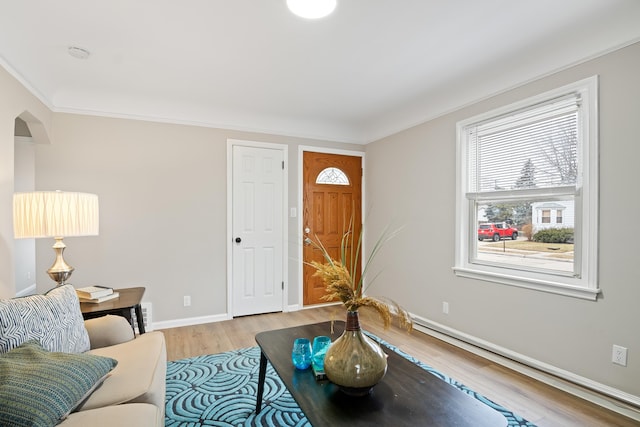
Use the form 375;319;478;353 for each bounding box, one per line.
84;315;135;349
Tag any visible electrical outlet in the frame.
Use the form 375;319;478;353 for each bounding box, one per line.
183;295;191;307
612;345;627;366
442;301;449;315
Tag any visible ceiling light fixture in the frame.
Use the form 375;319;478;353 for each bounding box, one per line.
68;46;90;60
287;0;337;19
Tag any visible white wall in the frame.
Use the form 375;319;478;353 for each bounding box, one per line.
364;42;640;399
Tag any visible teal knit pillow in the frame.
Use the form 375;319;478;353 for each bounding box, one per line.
0;340;117;427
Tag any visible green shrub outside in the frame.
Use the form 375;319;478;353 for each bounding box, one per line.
533;227;574;243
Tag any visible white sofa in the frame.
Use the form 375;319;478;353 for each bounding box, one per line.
0;285;166;427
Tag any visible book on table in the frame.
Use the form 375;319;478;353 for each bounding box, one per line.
78;291;120;304
76;286;114;299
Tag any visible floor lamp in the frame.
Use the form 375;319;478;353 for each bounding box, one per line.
13;191;99;286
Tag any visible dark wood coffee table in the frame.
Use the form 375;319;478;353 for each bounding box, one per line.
255;321;506;427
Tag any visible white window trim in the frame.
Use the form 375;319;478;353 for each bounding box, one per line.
453;76;599;300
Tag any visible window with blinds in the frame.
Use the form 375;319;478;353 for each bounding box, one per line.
454;77;599;300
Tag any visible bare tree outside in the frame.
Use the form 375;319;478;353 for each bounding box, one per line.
540;125;577;185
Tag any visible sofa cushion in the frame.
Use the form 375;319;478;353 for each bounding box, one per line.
0;340;117;427
0;285;90;354
79;331;166;414
84;315;134;349
60;403;161;427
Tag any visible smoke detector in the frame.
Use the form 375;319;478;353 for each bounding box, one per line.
68;46;90;60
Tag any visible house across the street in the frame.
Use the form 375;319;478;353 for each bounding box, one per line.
531;201;574;230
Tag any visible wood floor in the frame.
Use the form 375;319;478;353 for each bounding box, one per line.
160;305;639;427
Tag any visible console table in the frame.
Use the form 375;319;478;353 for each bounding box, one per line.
80;287;146;335
255;321;506;427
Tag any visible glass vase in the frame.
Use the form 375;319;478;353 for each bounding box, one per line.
323;310;387;396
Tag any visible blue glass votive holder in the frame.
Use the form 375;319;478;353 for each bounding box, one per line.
311;336;331;371
292;338;312;370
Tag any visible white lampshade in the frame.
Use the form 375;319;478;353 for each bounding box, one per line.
287;0;337;19
13;191;99;239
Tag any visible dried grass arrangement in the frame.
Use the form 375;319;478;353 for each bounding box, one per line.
307;221;413;332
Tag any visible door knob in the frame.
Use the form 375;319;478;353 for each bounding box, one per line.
235;237;242;243
304;227;310;234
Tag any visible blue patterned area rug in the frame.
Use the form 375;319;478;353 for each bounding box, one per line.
165;336;537;427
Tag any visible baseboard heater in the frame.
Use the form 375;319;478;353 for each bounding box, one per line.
132;302;153;334
410;314;640;422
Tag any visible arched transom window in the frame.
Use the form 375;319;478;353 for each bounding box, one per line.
315;167;349;185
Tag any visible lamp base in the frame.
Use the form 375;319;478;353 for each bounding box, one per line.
48;237;74;286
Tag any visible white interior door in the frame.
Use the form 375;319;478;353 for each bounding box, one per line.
231;144;284;316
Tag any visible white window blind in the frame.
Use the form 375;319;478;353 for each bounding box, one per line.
467;94;580;198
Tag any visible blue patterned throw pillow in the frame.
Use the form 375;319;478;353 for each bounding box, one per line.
0;340;117;427
0;285;90;354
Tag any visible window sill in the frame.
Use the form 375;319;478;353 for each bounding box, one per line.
452;266;600;300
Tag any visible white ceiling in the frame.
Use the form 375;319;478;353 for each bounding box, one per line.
2;1;640;144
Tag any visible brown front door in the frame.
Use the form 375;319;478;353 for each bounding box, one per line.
303;151;362;306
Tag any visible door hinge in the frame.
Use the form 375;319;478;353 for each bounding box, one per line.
282;160;285;170
282;281;284;290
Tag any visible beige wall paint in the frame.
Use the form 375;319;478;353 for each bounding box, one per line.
31;113;362;323
14;140;36;294
364;42;640;398
0;66;51;298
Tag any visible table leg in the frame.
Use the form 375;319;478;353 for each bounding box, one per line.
120;308;135;334
255;351;268;414
134;304;146;334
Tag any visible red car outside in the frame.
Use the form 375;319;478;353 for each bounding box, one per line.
478;223;518;241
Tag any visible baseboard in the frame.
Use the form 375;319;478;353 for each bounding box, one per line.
157;304;337;328
293;302;341;311
411;314;640;421
15;284;36;297
153;312;231;330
